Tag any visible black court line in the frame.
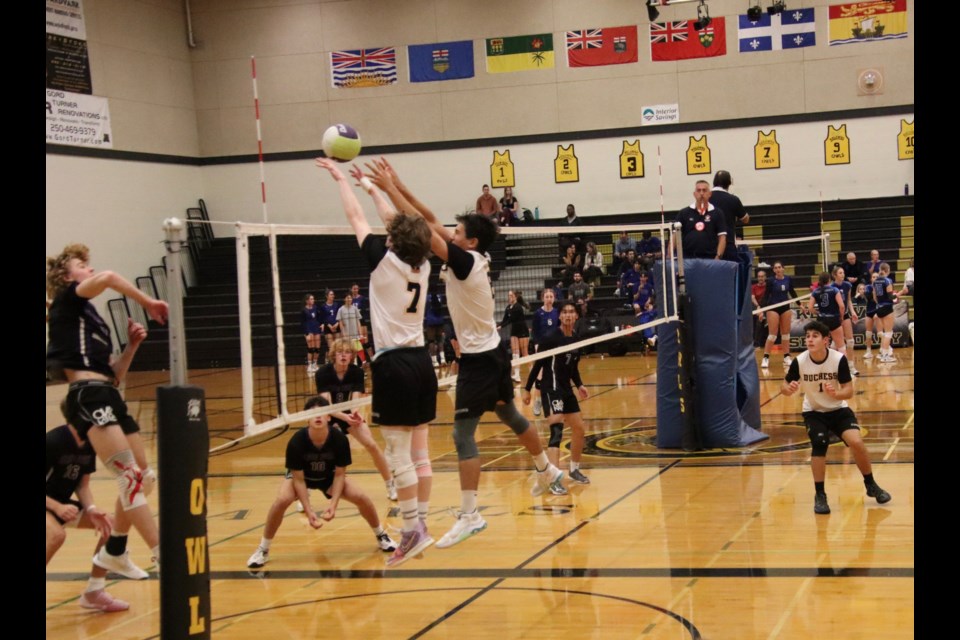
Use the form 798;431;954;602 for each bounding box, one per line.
407;460;680;639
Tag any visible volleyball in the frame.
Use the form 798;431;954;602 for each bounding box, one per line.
321;123;362;162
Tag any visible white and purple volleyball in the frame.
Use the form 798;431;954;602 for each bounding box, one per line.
321;124;362;162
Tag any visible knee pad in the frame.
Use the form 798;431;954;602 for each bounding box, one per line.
884;331;893;339
106;450;148;510
766;334;777;343
382;429;417;489
807;428;830;457
141;467;157;497
452;417;480;460
494;402;529;436
411;427;432;477
548;422;564;449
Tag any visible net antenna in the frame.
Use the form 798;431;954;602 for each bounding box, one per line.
251;56;269;224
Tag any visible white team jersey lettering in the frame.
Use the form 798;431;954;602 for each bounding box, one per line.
369;251;430;350
796;349;849;412
441;250;500;354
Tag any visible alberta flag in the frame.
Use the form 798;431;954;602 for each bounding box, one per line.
408;40;474;82
739;8;816;52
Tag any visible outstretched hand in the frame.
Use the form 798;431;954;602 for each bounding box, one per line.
364;158;395;192
146;299;169;325
316;157;346;181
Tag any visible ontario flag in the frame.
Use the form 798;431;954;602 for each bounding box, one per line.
566;25;638;67
650;18;727;61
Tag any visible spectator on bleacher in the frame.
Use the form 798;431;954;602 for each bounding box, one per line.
636;231;662;269
302;294;323;373
567;271;591;303
618;260;642;301
897;257;914;298
498;187;519;227
633;298;658;349
475;184;500;219
582;242;604;287
863;249;882;283
559;244;582;287
616;248;638;278
751;270;768;347
633;270;654;309
612;231;636;274
320;289;341;354
558;203;583;257
841;252;862;286
710;170;750;262
670;180;728;260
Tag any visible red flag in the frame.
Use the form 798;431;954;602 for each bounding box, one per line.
650;18;727;61
566;25;638;67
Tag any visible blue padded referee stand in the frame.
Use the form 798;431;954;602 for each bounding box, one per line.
654;253;767;448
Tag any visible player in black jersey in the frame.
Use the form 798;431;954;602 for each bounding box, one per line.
246;396;397;568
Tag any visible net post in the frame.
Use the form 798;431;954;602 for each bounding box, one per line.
236;227;256;433
163;218;188;385
822;232;831;272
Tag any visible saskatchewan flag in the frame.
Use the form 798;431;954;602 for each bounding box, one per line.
486;34;554;73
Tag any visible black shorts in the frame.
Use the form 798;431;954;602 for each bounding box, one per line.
47;498;83;526
424;325;444;343
455;344;515;419
802;407;859;443
876;305;894;318
768;303;791;315
65;380;140;440
511;322;530;339
843;311;852;322
370;347;437;426
819;315;842;331
285;471;333;497
866;309;877;318
542;387;580;417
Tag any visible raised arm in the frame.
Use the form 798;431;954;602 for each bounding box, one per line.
316;158;372;245
110;318;147;384
76;272;168;325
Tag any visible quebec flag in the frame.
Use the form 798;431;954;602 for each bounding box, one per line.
738;8;816;52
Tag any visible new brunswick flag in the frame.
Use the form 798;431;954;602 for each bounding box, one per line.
829;0;908;45
566;25;639;67
486;34;554;73
650;18;727;61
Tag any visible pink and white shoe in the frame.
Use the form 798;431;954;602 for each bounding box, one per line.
79;589;130;613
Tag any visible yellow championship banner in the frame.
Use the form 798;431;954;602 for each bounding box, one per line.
755;130;781;170
829;0;908;46
620;140;644;178
486;34;554;73
686;135;711;175
897;120;914;161
555;145;579;183
490;150;515;188
825;124;851;165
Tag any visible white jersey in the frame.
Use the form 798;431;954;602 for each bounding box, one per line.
362;235;430;353
440;243;500;354
787;349;852;413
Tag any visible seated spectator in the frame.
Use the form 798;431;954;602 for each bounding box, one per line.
841;252;861;286
863;249;882;283
582;242;605;286
611;231;637;274
498;187;519;227
637;231;662;269
616;249;638;278
897;257;914;298
559;244;582;287
618;260;642;300
633;270;654;308
558;203;583;257
476;184;501;219
567;271;591;303
633;298;658;349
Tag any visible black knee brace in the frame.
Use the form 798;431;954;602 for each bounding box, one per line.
548;423;564;449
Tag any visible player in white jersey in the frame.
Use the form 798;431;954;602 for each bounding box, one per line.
364;157;568;550
315;158;436;568
782;321;892;515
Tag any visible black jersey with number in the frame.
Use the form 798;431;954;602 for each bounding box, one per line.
47;283;115;378
315;364;364;403
46;425;96;503
285;426;352;486
524;332;584;393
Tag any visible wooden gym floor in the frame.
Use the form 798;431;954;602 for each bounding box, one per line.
45;348;914;639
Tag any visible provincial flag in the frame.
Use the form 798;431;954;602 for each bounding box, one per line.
408;40;475;83
829;0;908;46
566;25;638;67
739;8;816;52
330;47;397;88
486;34;554;73
650;18;727;61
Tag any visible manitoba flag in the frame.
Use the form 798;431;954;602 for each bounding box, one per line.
650;18;727;61
566;25;638;67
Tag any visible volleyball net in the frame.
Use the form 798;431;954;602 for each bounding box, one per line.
214;219;685;452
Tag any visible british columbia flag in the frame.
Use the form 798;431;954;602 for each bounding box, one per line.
331;47;397;88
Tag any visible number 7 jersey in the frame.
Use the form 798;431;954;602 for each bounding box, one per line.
361;235;430;351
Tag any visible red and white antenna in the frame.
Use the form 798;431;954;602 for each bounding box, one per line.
251;56;269;224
